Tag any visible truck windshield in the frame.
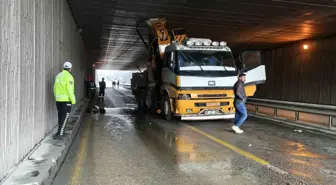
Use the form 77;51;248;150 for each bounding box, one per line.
177;50;235;71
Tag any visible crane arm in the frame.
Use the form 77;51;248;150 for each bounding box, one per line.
146;18;171;60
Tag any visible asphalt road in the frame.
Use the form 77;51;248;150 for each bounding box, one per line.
51;87;336;185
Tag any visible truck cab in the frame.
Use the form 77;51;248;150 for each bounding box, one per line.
159;38;266;120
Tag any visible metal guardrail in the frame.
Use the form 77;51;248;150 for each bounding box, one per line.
114;87;335;129
120;84;131;89
247;98;336;128
248;98;336;111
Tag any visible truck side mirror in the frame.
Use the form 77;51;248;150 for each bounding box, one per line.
234;56;244;71
169;61;176;69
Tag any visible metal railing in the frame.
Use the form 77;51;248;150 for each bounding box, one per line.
113;87;336;129
120;83;131;89
247;98;336;128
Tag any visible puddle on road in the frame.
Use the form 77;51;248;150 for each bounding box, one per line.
320;169;336;177
323;147;336;153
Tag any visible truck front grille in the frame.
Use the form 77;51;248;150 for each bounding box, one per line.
197;94;227;98
195;102;229;107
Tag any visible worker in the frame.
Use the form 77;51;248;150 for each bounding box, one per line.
85;75;94;98
53;61;76;138
90;80;97;98
99;78;106;102
232;73;247;134
84;77;90;98
86;76;96;99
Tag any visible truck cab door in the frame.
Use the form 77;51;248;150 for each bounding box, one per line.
235;51;266;97
237;51;266;85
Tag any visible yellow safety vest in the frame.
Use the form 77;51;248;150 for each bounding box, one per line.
53;70;76;104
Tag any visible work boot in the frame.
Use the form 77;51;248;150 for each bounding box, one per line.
53;133;60;138
53;134;62;140
232;125;244;134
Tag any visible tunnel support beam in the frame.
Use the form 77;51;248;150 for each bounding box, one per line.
136;28;148;49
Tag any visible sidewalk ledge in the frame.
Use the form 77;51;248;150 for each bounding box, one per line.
0;99;89;185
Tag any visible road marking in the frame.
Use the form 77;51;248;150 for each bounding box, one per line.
69;118;91;185
187;125;289;175
266;164;288;175
187;125;269;165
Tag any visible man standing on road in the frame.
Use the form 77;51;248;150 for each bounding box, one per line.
99;78;106;102
232;73;247;134
53;62;76;138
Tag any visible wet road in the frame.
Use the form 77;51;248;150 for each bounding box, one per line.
52;87;336;185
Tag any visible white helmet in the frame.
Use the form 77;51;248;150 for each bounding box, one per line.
63;61;72;69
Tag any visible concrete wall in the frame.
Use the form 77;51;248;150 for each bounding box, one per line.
0;0;87;181
255;35;336;105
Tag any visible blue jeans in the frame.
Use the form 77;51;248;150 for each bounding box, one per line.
234;102;248;127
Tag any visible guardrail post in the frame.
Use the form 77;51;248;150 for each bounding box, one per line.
329;116;332;128
256;105;259;115
274;108;278;118
295;111;299;121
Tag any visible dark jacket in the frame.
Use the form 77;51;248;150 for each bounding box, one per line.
233;80;247;103
99;81;106;92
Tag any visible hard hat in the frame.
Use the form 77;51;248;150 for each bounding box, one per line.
63;61;72;69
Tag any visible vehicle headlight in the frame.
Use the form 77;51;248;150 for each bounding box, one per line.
178;94;191;100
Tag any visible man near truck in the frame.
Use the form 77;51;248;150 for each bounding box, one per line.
232;73;247;134
53;61;76;138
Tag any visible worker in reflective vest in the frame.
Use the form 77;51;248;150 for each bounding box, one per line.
53;61;76;138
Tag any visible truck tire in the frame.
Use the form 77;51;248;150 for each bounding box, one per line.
149;90;158;115
138;89;147;114
163;94;172;121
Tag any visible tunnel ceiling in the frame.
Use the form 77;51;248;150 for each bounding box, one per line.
67;0;336;70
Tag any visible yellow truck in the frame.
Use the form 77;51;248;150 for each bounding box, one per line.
131;18;266;121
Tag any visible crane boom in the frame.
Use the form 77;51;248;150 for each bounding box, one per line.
146;18;171;60
146;18;188;60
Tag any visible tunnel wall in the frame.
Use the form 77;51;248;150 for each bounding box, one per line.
255;36;336;105
0;0;87;180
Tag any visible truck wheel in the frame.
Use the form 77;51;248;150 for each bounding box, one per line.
138;89;147;113
145;90;152;110
150;90;158;115
163;94;172;121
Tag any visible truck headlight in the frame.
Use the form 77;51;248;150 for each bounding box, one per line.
178;94;191;100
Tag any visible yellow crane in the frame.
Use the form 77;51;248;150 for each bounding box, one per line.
131;18;266;121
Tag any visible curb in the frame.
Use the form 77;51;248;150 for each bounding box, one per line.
1;100;89;185
249;114;336;138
